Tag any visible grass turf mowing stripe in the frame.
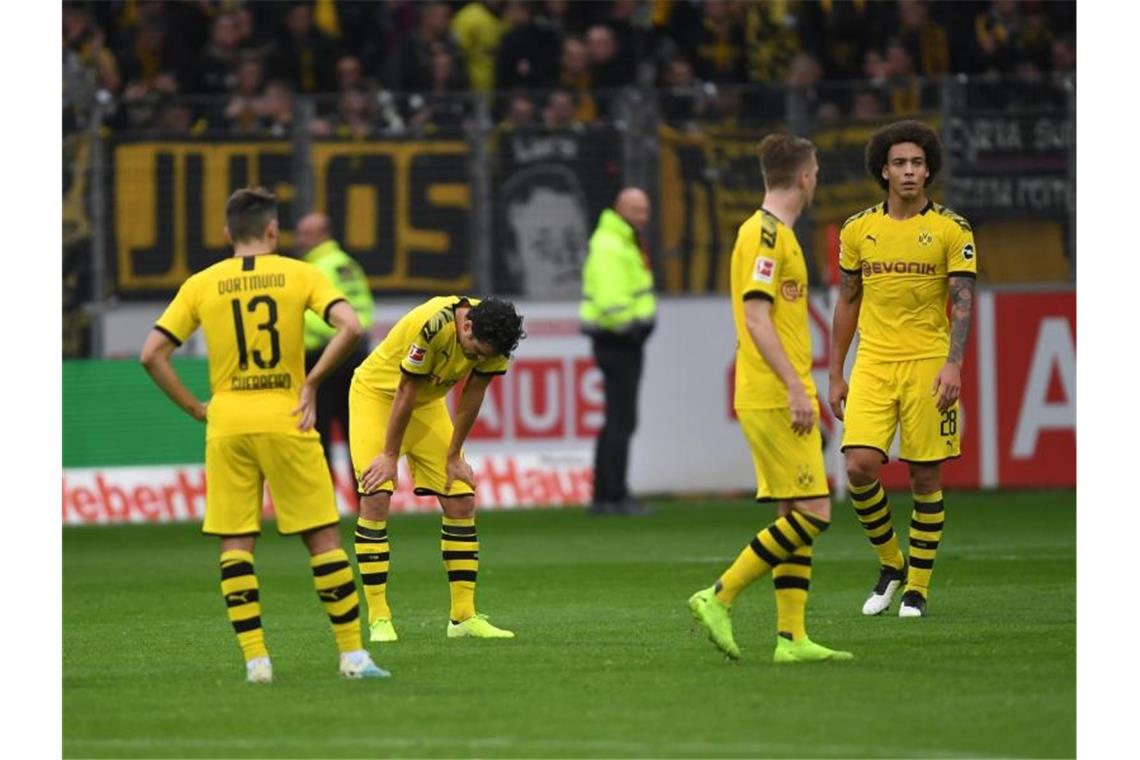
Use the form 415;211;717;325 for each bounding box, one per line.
64;490;1075;759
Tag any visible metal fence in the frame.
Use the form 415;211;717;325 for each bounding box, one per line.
63;73;1074;356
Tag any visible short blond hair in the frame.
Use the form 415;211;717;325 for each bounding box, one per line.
756;133;816;190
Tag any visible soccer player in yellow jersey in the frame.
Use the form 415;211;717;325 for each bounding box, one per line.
349;295;525;642
829;121;977;618
139;188;389;682
688;134;853;664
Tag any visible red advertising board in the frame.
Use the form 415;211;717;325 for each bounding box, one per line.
992;292;1076;487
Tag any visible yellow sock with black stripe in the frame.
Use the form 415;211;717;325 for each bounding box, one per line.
219;550;268;662
441;516;479;623
309;548;363;654
773;545;813;641
715;510;829;605
354;518;391;623
907;490;945;599
850;480;905;570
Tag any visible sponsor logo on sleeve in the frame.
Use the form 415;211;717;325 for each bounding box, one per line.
780;280;805;302
407;344;427;365
753;257;776;283
962;243;975;260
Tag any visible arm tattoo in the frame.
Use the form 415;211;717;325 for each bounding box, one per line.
839;270;863;305
947;276;975;364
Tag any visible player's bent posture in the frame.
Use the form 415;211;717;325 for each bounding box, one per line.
349;296;525;642
689;134;853;664
140;187;389;682
829;120;977;618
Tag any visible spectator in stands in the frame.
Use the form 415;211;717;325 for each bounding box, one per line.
63;2;122;97
689;0;748;85
331;88;376;139
586;24;633;117
540;0;576;39
223;55;267;134
797;0;890;80
814;101;843;125
116;17;183;133
1051;35;1076;72
192;11;243;93
156;104;194;134
387;1;465;93
336;55;370;93
898;0;950;77
256;80;296;138
852;89;886;121
658;54;709;127
560;36;597;122
542;89;580;130
1018;2;1056;72
785;51;824;126
604;0;642;84
410;48;471;131
335;1;395;74
973;0;1023;75
883;42;929;115
501;94;537;129
495;1;561;92
743;0;801;85
452;1;504;93
117;16;182;95
268;2;338;93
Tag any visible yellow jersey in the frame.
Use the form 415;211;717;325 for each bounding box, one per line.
155;253;346;439
730;208;815;411
839;200;977;363
353;296;510;406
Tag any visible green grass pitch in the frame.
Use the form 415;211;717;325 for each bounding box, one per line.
64;490;1074;758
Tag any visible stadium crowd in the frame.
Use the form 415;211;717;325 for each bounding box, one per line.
63;0;1076;136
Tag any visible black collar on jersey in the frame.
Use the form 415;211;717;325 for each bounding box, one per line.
882;199;933;216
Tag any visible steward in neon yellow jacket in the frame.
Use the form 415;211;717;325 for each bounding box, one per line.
579;207;657;338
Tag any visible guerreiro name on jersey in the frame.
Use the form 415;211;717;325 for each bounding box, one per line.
353;296;510;406
730;208;816;411
155;254;347;439
839;201;977;363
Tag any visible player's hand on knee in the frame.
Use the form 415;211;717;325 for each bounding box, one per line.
444;455;476;491
362;452;398;493
827;375;847;421
932;361;961;413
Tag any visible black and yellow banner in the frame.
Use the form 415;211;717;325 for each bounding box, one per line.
112;139;471;297
657;117;934;292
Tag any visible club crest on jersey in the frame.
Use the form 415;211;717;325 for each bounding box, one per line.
962;243;975;260
780;280;804;302
917;230;934;246
407;344;427;365
753;257;776;283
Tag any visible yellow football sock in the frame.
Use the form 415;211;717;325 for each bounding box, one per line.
219;550;268;662
309;548;363;654
850;480;906;570
907;490;945;598
773;545;813;641
441;516;479;623
716;509;829;605
354;518;391;623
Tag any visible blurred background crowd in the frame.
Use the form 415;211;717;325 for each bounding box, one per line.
64;0;1076;136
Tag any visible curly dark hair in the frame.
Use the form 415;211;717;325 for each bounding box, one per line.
468;297;526;357
865;120;942;191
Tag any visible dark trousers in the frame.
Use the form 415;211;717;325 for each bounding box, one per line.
591;334;646;504
305;346;370;482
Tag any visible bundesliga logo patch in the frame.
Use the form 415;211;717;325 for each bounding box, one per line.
406;344;427;365
753;257;776;283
